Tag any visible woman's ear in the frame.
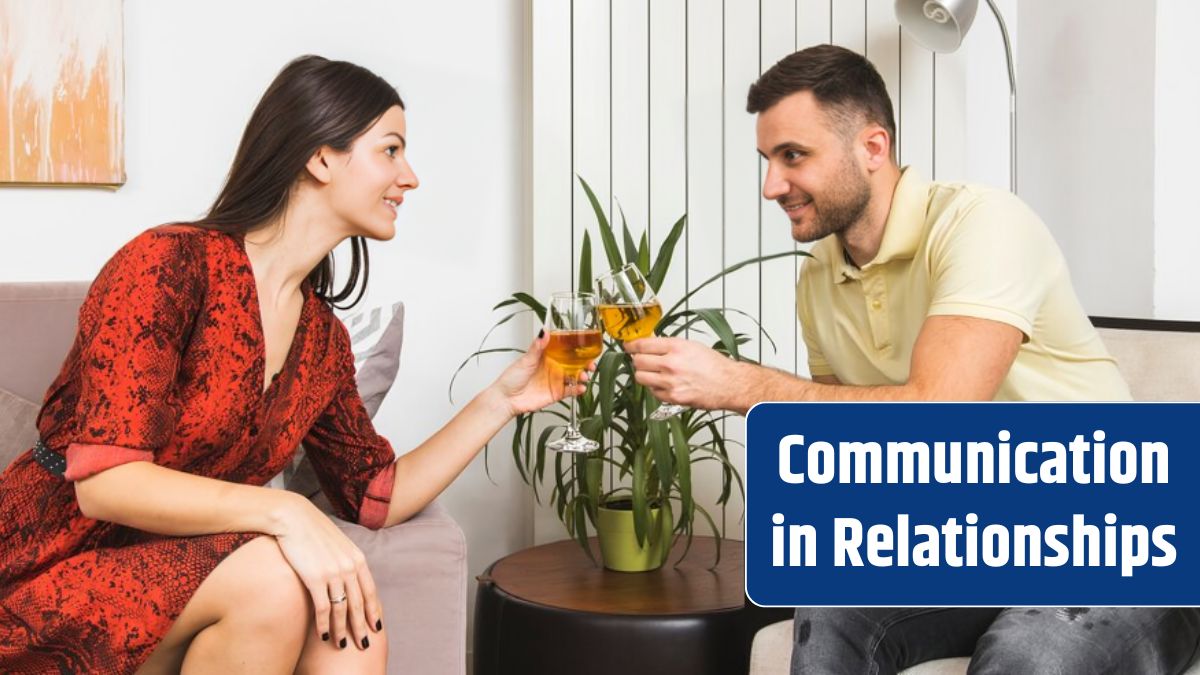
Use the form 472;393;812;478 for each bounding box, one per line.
305;147;334;185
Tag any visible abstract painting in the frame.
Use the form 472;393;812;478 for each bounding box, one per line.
0;0;125;186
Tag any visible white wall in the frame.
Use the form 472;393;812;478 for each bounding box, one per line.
1154;0;1200;321
1018;0;1157;319
0;0;530;663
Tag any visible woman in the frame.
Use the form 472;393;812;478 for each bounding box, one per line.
0;55;577;674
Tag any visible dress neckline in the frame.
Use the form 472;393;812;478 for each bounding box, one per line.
230;232;315;398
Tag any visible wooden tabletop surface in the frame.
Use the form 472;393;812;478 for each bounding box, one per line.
484;536;745;616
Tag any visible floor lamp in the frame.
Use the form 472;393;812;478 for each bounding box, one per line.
894;0;1017;194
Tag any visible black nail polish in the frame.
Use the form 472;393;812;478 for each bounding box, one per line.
321;632;330;642
339;637;347;649
376;619;383;631
537;329;545;339
362;636;370;649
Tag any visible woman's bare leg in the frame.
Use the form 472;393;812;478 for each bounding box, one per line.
136;536;308;675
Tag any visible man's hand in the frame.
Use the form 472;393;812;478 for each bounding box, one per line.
624;337;749;411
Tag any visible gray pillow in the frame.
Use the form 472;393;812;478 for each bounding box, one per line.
0;387;40;472
283;302;405;497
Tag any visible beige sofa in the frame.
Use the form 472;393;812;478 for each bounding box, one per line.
749;318;1200;675
0;281;467;675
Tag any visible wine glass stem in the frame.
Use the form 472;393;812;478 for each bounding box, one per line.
567;374;579;437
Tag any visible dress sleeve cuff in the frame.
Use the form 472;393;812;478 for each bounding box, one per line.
63;443;155;481
358;461;396;530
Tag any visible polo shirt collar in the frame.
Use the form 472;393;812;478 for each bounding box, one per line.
834;167;930;284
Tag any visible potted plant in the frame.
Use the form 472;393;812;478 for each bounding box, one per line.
455;176;806;571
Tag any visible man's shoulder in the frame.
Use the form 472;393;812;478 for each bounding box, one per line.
924;181;1047;247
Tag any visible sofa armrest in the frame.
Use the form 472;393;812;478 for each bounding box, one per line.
327;500;467;675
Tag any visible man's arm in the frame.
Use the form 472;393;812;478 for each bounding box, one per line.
627;314;1022;414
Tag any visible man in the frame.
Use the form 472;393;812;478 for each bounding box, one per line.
624;44;1199;674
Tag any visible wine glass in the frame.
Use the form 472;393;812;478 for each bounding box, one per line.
544;292;603;453
595;264;686;421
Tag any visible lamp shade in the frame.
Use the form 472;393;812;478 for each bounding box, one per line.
895;0;978;53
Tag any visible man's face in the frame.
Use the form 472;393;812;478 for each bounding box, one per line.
756;91;872;243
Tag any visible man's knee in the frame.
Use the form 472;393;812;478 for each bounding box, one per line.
969;609;1108;675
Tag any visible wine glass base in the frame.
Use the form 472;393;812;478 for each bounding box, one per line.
548;435;600;454
649;403;686;421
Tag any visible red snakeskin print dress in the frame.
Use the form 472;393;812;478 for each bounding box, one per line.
0;225;397;674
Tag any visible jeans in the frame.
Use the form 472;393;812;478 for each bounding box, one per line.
790;607;1200;675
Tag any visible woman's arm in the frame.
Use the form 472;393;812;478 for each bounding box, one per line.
74;461;307;536
382;331;585;528
75;462;384;651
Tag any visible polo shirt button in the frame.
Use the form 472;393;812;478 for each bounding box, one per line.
871;299;882;310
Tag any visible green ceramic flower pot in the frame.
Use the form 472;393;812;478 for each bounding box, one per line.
596;503;669;573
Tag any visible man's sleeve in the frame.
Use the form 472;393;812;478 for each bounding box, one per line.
925;192;1064;340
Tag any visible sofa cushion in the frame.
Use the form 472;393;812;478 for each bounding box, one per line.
1096;326;1200;401
0;387;40;471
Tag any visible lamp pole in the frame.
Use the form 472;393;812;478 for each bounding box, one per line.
984;0;1017;194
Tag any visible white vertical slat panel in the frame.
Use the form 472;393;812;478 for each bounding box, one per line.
611;0;650;251
866;0;902;144
933;50;967;182
831;0;866;53
532;0;583;545
758;0;799;375
714;0;761;538
532;0;574;300
797;0;831;47
685;0;732;541
963;0;1017;190
898;30;934;178
685;0;725;330
793;0;832;377
649;0;688;307
723;1;761;364
573;0;613;275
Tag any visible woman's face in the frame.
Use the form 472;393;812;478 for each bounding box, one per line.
325;105;419;241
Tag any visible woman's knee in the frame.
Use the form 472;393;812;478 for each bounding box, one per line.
206;536;310;635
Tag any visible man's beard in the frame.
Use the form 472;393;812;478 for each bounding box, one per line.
788;158;872;243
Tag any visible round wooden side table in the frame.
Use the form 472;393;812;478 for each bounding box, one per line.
472;536;792;675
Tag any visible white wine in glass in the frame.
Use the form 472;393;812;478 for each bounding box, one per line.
544;292;602;453
595;264;686;421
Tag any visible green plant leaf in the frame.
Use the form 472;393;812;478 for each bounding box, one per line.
578;175;623;271
573;497;598;565
663;250;810;319
578;230;593;294
690;308;740;360
632;446;648;546
449;347;524;403
647;214;686;293
636;231;650;275
669;417;694;527
647;421;673;499
597;350;621;427
619;202;638;267
511;292;547;321
694;503;723;568
585;455;603;518
658;497;676;566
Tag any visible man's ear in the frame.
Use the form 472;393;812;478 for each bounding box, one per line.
860;125;892;172
305;147;334;185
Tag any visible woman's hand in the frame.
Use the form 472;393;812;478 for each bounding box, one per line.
492;330;594;416
272;495;383;652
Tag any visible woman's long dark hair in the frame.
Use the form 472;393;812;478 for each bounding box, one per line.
193;55;405;310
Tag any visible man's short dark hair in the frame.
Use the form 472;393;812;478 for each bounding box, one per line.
747;44;896;159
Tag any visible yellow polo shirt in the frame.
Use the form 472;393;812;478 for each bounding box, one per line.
796;168;1130;401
